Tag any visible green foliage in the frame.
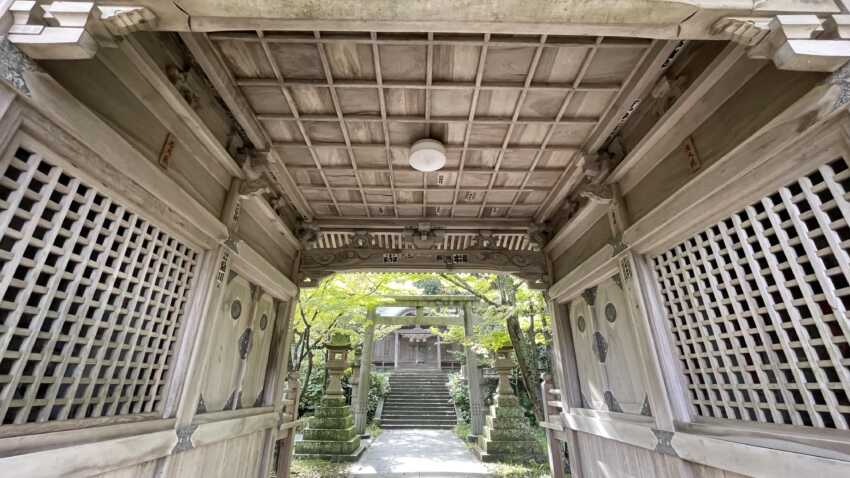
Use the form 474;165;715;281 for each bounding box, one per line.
453;420;471;441
486;462;552;478
367;372;390;420
290;458;349;478
447;372;470;421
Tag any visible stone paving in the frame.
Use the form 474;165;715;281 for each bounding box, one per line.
348;429;492;477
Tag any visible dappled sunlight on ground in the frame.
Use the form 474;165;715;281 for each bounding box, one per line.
348;429;492;477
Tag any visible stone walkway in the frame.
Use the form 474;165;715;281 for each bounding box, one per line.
348;429;492;477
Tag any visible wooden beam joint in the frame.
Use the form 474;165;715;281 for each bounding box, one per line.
713;14;850;72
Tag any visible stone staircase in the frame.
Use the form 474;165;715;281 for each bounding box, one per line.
381;369;457;429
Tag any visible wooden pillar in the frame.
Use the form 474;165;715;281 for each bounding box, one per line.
275;371;301;478
258;291;300;478
436;334;442;370
609;183;689;430
169;178;243;428
463;302;485;438
548;298;583;478
541;374;565;478
354;308;376;435
394;330;400;369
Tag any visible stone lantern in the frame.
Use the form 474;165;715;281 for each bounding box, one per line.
325;332;351;398
295;333;365;461
475;345;542;463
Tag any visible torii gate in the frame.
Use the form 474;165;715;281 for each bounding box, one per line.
352;295;485;440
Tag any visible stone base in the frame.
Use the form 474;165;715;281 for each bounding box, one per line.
295;395;363;460
473;393;544;463
295;440;369;463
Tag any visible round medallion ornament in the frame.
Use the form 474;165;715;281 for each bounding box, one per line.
230;299;242;320
259;314;269;331
605;303;617;323
577;315;586;332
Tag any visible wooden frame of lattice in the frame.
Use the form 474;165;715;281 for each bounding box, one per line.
652;157;850;431
0;134;201;426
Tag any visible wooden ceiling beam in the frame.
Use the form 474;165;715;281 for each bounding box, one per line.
237;77;622;93
299;185;551;193
210;31;649;49
312;217;531;229
272;141;580;153
314;30;373;217
283;165;565;174
450;33;490;217
372;30;400;217
478;34;548;218
256;114;598;126
179;32;315;220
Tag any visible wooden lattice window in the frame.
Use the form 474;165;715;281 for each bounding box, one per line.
0;147;199;425
652;158;850;430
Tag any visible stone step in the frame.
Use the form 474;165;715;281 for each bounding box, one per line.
381;419;458;426
382;406;455;413
381;424;455;430
387;393;450;398
382;414;457;420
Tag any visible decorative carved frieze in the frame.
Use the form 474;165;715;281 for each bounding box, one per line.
713;14;850;72
402;223;446;249
300;246;549;289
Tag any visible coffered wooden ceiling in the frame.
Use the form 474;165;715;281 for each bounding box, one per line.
207;31;651;222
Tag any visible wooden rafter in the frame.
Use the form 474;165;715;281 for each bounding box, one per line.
255;30;342;216
179;32;315;220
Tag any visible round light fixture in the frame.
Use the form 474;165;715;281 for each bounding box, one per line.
409;139;446;172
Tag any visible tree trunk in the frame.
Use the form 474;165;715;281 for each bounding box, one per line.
506;314;544;422
497;274;545;422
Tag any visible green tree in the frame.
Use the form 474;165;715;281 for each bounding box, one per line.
290;273;413;392
431;273;550;421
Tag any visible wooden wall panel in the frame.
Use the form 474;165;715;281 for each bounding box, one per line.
92;460;159;478
624;66;824;223
575;431;751;478
553;215;612;280
165;431;267;478
38;59;228;217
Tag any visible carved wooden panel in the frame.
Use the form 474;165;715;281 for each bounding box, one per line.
569;296;606;410
595;278;648;414
0;146;199;425
240;291;276;407
653;158;850;430
199;273;252;412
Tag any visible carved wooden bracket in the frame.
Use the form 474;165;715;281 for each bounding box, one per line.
4;2;156;59
713;14;850;72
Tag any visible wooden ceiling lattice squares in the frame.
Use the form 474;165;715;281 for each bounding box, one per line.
210;31;651;220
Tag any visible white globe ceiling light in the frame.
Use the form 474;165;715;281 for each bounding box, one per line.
409;139;446;172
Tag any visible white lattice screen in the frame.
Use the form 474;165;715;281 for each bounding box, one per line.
0;146;199;425
652;158;850;430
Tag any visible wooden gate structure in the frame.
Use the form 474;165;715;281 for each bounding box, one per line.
1;1;850;477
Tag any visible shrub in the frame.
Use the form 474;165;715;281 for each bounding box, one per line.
367;371;390;420
447;372;470;421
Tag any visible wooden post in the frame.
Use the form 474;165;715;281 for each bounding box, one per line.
463;302;485;438
276;371;301;478
436;334;442;370
394;330;400;369
541;374;565;478
170;178;243;428
354;308;376;435
548;299;583;478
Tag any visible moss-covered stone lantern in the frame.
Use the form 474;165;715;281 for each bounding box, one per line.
475;345;542;463
295;333;365;461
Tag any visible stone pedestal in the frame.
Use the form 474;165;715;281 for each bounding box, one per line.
295;334;366;462
475;346;540;463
